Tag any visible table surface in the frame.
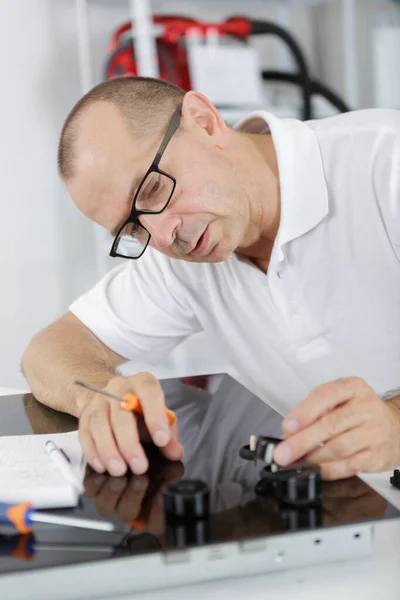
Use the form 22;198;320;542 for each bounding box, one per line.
1;377;400;600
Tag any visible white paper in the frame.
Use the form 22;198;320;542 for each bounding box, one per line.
187;40;263;108
0;431;85;508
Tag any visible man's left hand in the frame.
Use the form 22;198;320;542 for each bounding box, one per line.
273;377;400;480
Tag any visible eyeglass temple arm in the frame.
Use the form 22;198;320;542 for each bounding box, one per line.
154;107;181;164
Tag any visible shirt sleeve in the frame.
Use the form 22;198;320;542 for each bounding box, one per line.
68;248;202;362
371;109;400;262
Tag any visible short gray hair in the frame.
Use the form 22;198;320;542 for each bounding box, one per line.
57;76;185;180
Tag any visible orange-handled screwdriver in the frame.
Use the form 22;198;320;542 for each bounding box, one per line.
0;501;115;534
74;380;176;425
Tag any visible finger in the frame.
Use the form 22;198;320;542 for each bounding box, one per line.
319;449;370;481
129;373;172;448
115;476;149;523
145;462;185;535
109;401;149;475
281;377;369;435
79;409;106;474
323;491;373;520
90;400;128;476
159;420;183;461
94;476;128;516
136;415;152;443
323;492;387;525
321;477;369;500
83;472;107;497
146;489;167;536
136;417;183;461
159;438;184;461
274;402;364;466
160;460;185;485
304;427;370;464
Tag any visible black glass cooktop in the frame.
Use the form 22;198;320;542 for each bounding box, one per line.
0;374;399;577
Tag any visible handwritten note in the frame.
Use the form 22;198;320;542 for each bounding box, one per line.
0;431;85;508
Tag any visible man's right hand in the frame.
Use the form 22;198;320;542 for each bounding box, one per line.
77;372;183;476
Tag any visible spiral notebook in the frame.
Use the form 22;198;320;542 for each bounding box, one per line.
0;431;85;508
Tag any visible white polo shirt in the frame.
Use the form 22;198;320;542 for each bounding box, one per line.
69;108;400;417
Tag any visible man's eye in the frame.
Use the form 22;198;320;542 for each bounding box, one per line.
137;173;169;211
149;180;160;196
144;178;160;199
126;222;139;237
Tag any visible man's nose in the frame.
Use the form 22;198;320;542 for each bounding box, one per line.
139;212;179;251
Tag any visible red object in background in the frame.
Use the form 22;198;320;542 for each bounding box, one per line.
104;16;252;90
181;375;210;390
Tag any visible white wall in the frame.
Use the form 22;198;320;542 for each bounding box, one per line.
0;2;85;389
0;0;399;389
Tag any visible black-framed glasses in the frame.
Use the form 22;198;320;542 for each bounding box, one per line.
110;106;181;259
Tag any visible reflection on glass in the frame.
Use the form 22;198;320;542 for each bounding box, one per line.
15;375;391;563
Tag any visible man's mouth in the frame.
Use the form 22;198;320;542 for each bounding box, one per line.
190;225;210;256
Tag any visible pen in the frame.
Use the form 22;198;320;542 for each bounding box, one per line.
74;380;177;425
45;440;84;494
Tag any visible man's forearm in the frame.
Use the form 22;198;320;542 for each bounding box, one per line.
21;316;123;418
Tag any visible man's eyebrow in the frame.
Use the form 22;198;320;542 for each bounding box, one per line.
110;173;142;237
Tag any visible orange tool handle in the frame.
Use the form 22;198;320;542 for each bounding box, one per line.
120;393;176;425
128;518;145;532
1;502;33;534
11;534;35;561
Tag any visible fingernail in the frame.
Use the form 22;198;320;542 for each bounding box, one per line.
107;458;125;476
109;478;126;492
282;419;299;434
274;444;292;465
131;476;148;492
130;458;147;475
93;474;105;486
92;458;105;474
153;429;170;447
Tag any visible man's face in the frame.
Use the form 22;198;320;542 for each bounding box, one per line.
68;98;253;264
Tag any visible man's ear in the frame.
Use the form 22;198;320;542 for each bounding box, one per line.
181;91;229;148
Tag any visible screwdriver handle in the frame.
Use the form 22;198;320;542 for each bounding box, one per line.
120;393;140;412
0;534;35;561
128;518;146;532
164;408;177;425
121;393;176;425
0;502;34;534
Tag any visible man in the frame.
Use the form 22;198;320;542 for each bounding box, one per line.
22;76;400;481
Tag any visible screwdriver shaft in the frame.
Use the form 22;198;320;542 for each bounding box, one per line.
74;379;176;425
74;380;122;402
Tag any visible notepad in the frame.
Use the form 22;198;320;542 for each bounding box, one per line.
0;431;85;508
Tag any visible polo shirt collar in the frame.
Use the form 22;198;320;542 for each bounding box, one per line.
234;110;329;262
